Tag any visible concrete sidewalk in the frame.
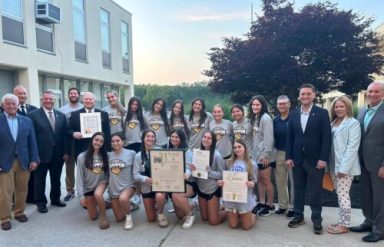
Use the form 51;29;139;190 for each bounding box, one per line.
0;172;380;247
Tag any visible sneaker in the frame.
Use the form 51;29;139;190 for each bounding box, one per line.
130;194;142;205
99;216;110;230
286;210;295;218
64;192;75;201
157;213;169;228
124;214;134;230
275;208;287;215
288;217;305;228
258;204;275;217
130;202;140;212
182;214;195;230
252;203;265;214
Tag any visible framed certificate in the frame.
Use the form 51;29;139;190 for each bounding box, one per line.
150;149;186;193
192;149;209;179
80;112;102;138
222;171;248;203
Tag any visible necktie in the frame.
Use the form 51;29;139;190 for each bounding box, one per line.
48;111;55;131
20;105;26;116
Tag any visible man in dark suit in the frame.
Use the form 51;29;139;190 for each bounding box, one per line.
0;94;39;231
69;92;111;159
285;83;331;234
350;82;384;243
13;85;38;204
28;91;68;213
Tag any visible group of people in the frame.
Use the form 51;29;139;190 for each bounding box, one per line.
0;82;383;243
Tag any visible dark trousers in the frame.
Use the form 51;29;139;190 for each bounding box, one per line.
360;166;384;235
34;147;64;205
292;158;324;225
26;171;35;203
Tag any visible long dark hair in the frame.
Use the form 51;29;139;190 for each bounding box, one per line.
200;130;217;167
140;129;156;176
248;95;270;126
151;98;170;135
170;99;190;137
84;132;109;174
168;129;188;150
125;97;146;130
189;98;207;128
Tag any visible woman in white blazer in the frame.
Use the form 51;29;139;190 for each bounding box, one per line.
327;95;361;234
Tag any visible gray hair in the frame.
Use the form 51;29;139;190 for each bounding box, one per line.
83;92;96;100
277;95;290;102
13;85;27;93
368;81;384;91
2;93;19;105
40;90;55;100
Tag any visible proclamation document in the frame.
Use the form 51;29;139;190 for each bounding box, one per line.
192;149;209;179
222;171;248;203
80;112;102;138
150;149;185;193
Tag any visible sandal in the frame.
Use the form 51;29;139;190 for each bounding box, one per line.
327;224;349;234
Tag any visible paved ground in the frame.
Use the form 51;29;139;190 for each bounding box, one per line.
0;175;379;247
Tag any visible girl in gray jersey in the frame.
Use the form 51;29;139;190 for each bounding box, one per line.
76;132;110;229
133;130;169;227
168;129;196;229
231;104;253;153
248;95;275;217
124;97;146;153
103;91;127;135
108;133;136;230
169;100;190;139
210;105;233;159
145;98;170;148
218;140;257;230
188;98;213;149
191;131;226;225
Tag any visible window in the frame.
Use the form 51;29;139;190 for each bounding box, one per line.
36;23;54;53
121;21;129;73
100;9;111;68
1;0;24;45
72;0;87;61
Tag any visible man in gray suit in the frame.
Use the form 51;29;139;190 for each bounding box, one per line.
350;82;384;243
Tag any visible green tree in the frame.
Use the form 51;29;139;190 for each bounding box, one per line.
204;0;384;106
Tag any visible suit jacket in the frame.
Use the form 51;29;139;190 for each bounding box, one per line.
17;103;38;116
357;102;384;172
0;113;39;172
286;105;331;165
28;108;68;163
329;117;361;176
68;108;111;158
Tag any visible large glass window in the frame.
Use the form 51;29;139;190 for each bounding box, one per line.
63;79;77;104
121;21;129;73
72;0;87;61
100;9;111;68
1;0;24;45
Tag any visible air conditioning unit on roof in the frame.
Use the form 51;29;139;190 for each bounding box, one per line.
35;2;61;24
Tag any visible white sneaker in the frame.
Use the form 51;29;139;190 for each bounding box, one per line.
157;213;169;228
182;214;195;229
124;214;134;230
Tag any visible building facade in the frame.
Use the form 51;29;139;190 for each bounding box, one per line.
0;0;133;108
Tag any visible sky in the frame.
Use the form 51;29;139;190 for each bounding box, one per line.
114;0;384;85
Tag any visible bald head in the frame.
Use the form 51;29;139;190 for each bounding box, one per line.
83;92;96;110
367;82;384;107
13;85;28;105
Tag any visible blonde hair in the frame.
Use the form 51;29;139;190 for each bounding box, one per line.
227;140;254;181
330;95;353;121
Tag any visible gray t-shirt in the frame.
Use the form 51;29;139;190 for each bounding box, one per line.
145;112;168;147
76;152;108;199
209;119;233;158
124;114;142;146
108;149;136;198
133;151;152;194
223;159;257;212
252;113;275;163
102;105;124;135
195;150;224;194
233;117;253;153
59;103;84;125
188;112;213;149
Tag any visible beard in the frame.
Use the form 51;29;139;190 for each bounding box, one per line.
69;97;79;104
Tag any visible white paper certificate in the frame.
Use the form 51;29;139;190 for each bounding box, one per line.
150;149;185;193
222;171;248;203
192;149;209;179
80;112;102;138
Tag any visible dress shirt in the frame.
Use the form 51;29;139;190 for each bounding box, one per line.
5;112;18;141
300;104;313;132
364;101;383;131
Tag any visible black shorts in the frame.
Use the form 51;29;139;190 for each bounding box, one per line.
169;181;197;199
142;191;156;199
84;191;94;197
197;187;222;201
257;162;276;170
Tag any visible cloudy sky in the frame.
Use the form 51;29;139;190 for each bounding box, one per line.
114;0;384;85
